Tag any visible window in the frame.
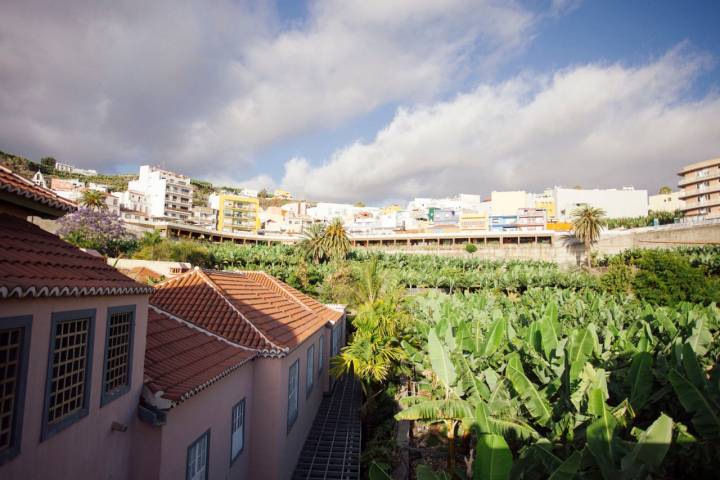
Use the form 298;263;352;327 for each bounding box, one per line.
230;399;245;462
186;430;210;480
0;316;32;465
287;360;299;431
42;310;95;440
318;334;324;374
101;306;135;406
331;326;340;357
306;345;315;397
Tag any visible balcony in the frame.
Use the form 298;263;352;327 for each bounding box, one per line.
678;169;720;187
679;183;720;199
681;197;720;211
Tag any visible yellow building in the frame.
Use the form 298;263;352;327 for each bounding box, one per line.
533;190;556;221
216;193;260;233
459;211;489;230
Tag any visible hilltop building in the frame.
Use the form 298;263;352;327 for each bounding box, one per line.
54;162;98;177
127;166;194;222
677;158;720;220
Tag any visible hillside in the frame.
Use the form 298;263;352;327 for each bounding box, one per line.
0;149;305;207
0;150;138;192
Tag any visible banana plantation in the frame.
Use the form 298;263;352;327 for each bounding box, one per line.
376;289;720;479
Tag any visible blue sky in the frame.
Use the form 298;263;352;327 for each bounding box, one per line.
250;0;720;197
1;0;719;204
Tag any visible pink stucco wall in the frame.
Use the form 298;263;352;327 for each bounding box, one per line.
0;294;149;480
249;319;345;480
147;360;255;480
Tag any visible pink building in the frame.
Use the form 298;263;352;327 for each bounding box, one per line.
138;268;346;480
0;166;348;480
0;166;154;479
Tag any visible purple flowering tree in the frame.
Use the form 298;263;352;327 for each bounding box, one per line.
57;208;136;256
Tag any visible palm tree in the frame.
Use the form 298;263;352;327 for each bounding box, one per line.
322;218;351;260
570;205;606;268
353;255;388;307
300;223;326;263
80;189;106;210
141;230;163;260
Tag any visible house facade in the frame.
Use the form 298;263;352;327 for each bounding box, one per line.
136;268;346;480
0;167;154;479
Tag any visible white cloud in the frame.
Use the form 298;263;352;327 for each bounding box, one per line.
0;0;536;175
280;45;720;203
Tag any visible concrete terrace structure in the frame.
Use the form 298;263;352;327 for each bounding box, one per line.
678;158;720;220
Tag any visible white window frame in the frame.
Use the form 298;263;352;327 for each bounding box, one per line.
306;345;315;397
287;360;299;431
230;399;245;463
186;430;210;480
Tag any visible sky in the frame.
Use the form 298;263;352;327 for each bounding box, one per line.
1;0;719;205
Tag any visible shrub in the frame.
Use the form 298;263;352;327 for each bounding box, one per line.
601;256;633;295
632;250;720;306
465;243;478;254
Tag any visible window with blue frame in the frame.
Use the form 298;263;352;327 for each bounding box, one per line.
42;309;95;441
101;306;135;406
318;334;324;375
306;345;314;396
230;399;245;462
287;359;299;431
187;430;210;480
0;316;32;465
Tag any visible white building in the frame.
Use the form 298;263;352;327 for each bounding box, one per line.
54;162;98;176
127;165;194;222
407;194;484;214
490;191;533;216
31;171;47;188
649;191;685;213
113;190;149;215
553;187;648;220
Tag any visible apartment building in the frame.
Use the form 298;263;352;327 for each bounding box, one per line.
127;166;194;222
491;191;532;216
489;215;518;232
459;211;489;230
677;158;720;220
517;208;547;231
648;191;685;213
211;193;260;233
553;187;647;220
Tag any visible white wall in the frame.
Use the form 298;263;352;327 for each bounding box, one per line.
553;187;648;220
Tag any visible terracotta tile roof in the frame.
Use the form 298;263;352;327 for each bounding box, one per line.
0;165;77;214
118;266;164;284
150;268;344;355
0;214;154;298
144;308;256;404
